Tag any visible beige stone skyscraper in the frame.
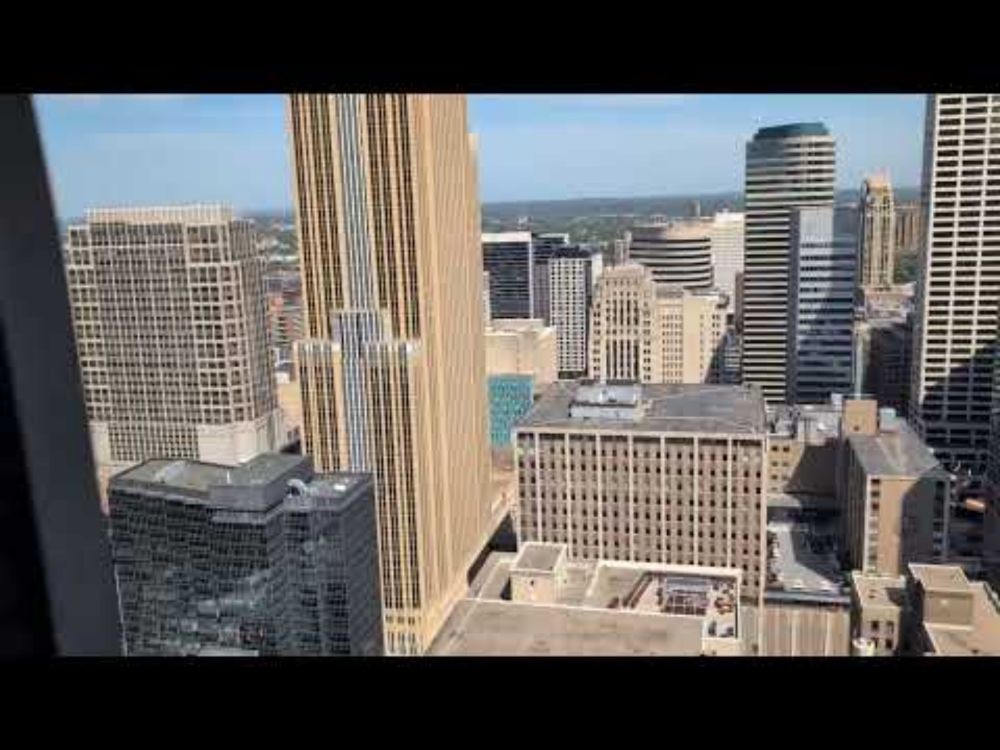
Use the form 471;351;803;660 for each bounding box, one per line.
64;205;283;511
589;263;726;385
287;95;491;655
858;174;896;290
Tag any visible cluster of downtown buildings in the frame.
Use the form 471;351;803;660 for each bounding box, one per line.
61;94;1000;656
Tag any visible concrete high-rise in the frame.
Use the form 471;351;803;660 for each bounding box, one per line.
857;174;896;291
589;264;662;383
742;123;836;404
910;94;1000;475
514;382;769;602
709;210;745;313
288;94;491;655
549;247;601;377
628;221;714;292
63;206;282;511
589;264;727;385
895;203;922;257
786;205;859;404
657;287;728;384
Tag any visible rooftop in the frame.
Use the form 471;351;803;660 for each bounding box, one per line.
924;583;1000;656
630;220;712;241
851;572;905;611
428;598;703;656
848;420;942;478
83;205;236;225
482;231;532;244
112;454;369;513
754;122;830;140
767;517;848;600
518;382;767;436
512;542;564;573
909;563;969;592
431;552;742;656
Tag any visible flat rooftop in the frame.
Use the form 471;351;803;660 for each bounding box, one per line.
848;421;942;478
767;517;848;600
513;542;564;573
910;564;969;592
118;453;307;494
428;598;703;656
851;572;905;611
482;231;532;244
924;583;1000;656
518;382;766;436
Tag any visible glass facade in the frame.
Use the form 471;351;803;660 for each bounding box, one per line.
488;374;535;448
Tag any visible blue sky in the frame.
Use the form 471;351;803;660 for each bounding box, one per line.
34;94;925;219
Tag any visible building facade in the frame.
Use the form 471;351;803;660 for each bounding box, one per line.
483;232;534;319
288;94;491;655
64;205;282;512
742;123;836;404
628;221;714;292
485;318;558;387
862;316;912;415
786;205;858;404
858;174;896;290
487;374;535;449
589;264;662;383
709;210;745;314
108;455;382;656
910;94;1000;476
657;287;728;384
514;382;769;601
549;248;601;377
895;202;922;257
841;401;948;575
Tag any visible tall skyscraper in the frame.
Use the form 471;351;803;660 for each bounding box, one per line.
108;455;383;656
531;231;571;322
858;174;896;291
288;94;491;655
549;247;600;377
787;205;859;404
588;264;727;385
910;94;1000;475
627;221;714;291
742;123;836;404
63;206;282;510
709;210;745;312
589;264;661;382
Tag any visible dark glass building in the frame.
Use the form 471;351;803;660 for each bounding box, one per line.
108;453;382;656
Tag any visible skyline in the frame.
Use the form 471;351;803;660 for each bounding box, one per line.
34;94;924;219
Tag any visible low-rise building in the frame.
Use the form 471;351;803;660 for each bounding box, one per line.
429;541;743;656
906;563;1000;656
850;572;905;656
485;318;558;388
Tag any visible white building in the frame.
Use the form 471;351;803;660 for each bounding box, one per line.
64;205;283;510
710;210;745;313
910;94;1000;475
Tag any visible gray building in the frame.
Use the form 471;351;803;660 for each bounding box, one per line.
108;454;382;656
787;205;859;404
742;123;836;404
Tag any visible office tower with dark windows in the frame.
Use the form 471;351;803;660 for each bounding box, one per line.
63;205;282;512
857;175;896;291
910;94;1000;476
108;454;382;656
514;382;769;602
288;94;491;655
787;205;859;404
530;231;571;322
627;221;714;292
483;232;534;319
742;123;836;404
